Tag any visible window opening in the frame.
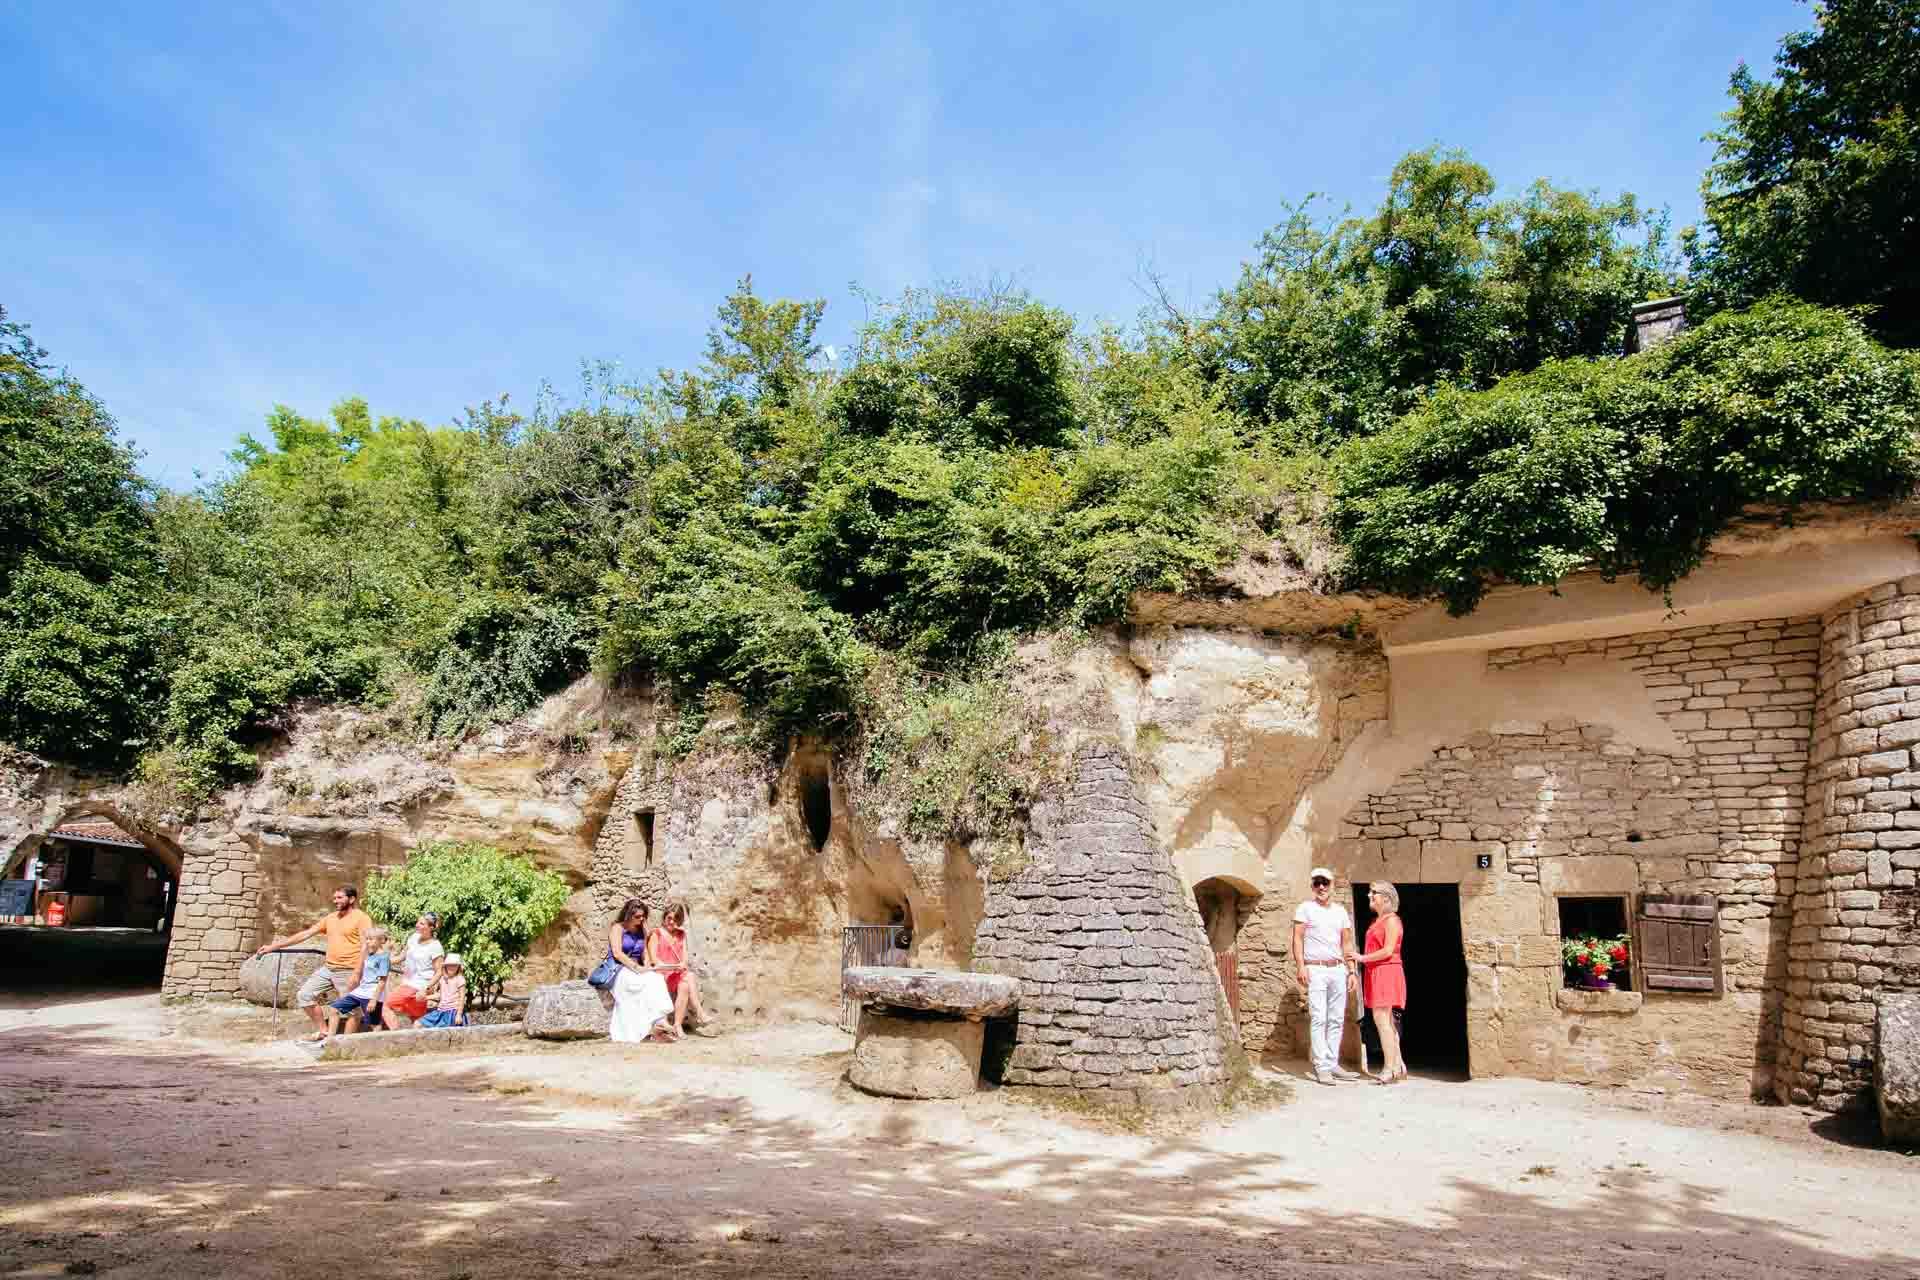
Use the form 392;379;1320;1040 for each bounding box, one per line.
1557;895;1632;991
636;810;655;868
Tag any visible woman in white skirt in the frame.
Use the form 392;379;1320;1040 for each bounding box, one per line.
605;898;676;1043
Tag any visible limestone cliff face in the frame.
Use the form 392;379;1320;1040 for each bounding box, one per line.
0;627;1387;1023
1010;629;1389;1055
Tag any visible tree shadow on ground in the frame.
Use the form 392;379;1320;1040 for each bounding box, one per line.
0;1027;1913;1279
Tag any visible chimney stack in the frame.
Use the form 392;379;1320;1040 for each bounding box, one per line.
1627;296;1687;354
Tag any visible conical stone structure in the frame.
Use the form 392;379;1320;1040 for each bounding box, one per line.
973;743;1229;1104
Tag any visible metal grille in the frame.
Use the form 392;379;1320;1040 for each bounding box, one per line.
840;923;910;1032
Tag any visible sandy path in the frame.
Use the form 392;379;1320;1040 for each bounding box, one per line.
0;996;1914;1279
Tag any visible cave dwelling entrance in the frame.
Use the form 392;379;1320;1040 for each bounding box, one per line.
1352;881;1469;1078
1;813;179;994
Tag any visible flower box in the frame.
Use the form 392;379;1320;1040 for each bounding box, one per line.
1562;933;1631;991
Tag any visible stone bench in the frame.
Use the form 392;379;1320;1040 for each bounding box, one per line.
842;967;1020;1100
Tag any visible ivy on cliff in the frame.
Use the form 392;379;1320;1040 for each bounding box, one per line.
1331;299;1920;613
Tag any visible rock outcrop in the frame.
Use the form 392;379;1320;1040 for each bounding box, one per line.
524;980;614;1040
238;948;330;1007
1878;994;1920;1144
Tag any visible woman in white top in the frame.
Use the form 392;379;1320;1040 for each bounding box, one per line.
381;912;446;1029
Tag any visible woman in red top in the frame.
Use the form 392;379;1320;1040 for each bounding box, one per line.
1357;881;1408;1085
646;901;718;1038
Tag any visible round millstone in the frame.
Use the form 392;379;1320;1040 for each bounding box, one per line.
849;1007;985;1099
841;966;1019;1019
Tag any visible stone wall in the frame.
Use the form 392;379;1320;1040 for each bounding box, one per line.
1778;579;1920;1110
974;744;1229;1103
1317;615;1819;1097
160;829;262;997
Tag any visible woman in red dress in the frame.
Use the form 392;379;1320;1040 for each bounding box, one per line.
645;901;718;1038
1357;881;1408;1084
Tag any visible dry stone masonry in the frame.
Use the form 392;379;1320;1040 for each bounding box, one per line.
1778;580;1920;1109
1323;615;1820;1096
973;744;1230;1105
162;829;263;998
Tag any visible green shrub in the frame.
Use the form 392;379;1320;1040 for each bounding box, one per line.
857;651;1057;844
363;839;570;1008
1332;299;1920;612
416;592;595;739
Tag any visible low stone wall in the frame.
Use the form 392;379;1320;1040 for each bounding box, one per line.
316;1021;525;1062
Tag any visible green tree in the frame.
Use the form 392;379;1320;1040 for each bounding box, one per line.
1193;149;1671;444
1686;0;1920;345
0;305;164;765
363;840;570;1008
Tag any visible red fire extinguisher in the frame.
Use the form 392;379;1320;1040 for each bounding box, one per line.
46;897;67;927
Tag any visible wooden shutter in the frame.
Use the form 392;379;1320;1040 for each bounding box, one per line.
1635;894;1722;994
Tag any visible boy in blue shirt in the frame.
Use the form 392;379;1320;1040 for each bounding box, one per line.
325;925;390;1035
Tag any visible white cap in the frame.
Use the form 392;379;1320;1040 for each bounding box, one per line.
442;953;464;969
1309;867;1335;882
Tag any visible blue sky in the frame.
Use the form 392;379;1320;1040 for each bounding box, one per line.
3;0;1806;488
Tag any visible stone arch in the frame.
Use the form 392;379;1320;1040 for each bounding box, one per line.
1173;846;1265;898
0;803;190;992
1191;874;1259;953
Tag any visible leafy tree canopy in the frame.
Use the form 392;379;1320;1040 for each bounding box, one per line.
1190;148;1673;445
1332;299;1920;613
1686;0;1920;345
0;306;163;765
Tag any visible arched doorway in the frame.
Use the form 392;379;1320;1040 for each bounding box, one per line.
1193;875;1260;1025
1;813;181;992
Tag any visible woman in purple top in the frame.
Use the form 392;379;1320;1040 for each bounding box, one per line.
605;898;674;1043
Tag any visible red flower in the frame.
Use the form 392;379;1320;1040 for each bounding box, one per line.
1574;953;1591;967
1610;945;1628;962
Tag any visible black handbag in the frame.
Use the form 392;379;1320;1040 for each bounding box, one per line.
587;950;620;990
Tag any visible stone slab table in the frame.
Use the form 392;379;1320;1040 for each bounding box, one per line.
842;966;1020;1100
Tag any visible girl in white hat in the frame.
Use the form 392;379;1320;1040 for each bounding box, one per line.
419;953;467;1028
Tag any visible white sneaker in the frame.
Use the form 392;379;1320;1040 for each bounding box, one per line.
1330;1067;1361;1081
1312;1070;1336;1086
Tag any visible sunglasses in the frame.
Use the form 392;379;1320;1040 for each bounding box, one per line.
1311;878;1331;887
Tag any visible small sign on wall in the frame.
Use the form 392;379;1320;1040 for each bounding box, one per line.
1476;853;1492;869
0;880;35;917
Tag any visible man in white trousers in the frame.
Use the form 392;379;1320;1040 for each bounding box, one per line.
1292;866;1359;1084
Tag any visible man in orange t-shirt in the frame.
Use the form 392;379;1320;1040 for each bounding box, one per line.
255;885;372;1041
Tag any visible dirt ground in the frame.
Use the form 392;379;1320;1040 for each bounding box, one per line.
1;991;1915;1280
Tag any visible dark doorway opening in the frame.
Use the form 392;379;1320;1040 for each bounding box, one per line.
798;762;832;852
1354;882;1469;1078
635;810;655;868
